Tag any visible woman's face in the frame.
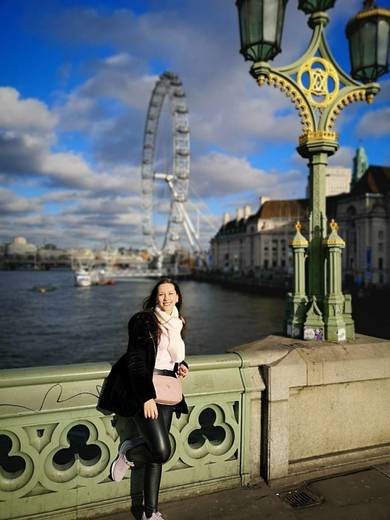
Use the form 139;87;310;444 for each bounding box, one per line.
156;283;179;314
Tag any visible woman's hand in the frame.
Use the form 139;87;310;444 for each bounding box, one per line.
144;399;158;419
178;363;189;378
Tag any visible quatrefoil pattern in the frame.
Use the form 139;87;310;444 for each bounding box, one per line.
1;399;242;513
167;402;240;470
0;418;113;498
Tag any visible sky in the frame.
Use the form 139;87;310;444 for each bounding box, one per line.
0;0;389;251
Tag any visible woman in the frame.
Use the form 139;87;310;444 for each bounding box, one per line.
99;278;189;520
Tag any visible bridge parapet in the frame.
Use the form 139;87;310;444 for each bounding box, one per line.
0;354;265;520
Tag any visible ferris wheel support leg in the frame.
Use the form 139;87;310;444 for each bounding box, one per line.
182;218;196;250
178;203;202;250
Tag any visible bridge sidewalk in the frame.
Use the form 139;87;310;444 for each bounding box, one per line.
101;463;390;520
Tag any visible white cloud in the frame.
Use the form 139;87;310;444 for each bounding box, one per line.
192;151;304;200
357;107;390;138
328;146;354;168
1;1;387;249
0;88;57;132
0;189;41;215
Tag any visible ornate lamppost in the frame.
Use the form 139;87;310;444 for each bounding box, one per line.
236;0;390;342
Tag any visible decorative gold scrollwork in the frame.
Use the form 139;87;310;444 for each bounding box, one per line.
257;73;314;133
325;89;368;131
297;57;339;109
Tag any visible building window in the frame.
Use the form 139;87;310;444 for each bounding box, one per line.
264;259;269;269
281;259;286;267
378;243;383;252
379;258;383;270
378;230;384;240
272;260;277;267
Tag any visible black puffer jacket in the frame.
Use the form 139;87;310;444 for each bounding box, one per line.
98;311;188;417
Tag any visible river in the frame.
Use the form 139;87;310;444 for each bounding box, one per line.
0;270;286;369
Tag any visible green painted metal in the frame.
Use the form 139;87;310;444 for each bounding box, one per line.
0;355;264;519
247;6;384;342
323;224;348;341
286;224;308;338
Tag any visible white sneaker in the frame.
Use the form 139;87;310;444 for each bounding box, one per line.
141;512;165;519
110;440;135;481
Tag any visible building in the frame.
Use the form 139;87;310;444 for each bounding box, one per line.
210;151;389;290
210;198;308;286
306;166;352;197
337;165;390;287
351;145;369;188
325;166;352;196
6;236;37;257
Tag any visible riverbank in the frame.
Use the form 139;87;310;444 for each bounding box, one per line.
193;272;390;340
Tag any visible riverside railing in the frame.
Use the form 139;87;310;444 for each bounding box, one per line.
0;353;264;520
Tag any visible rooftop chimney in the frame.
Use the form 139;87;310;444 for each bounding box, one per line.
223;212;230;225
243;205;251;219
259;196;270;207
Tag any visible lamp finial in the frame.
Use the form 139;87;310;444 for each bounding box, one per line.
330;219;339;232
363;0;377;9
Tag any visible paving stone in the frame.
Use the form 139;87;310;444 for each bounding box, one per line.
307;469;390;506
100;468;390;520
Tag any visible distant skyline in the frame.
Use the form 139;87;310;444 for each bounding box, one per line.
0;0;389;249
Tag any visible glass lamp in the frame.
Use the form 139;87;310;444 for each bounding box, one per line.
236;0;288;62
346;1;390;82
298;0;336;15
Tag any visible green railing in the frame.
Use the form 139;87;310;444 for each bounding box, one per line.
0;353;264;520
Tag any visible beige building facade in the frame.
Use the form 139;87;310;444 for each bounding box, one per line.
210;165;390;289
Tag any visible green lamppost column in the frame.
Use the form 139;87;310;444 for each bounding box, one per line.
236;0;390;342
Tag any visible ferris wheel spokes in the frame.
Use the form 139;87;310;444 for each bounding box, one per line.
141;71;191;256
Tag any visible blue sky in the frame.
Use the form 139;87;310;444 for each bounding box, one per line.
0;0;389;249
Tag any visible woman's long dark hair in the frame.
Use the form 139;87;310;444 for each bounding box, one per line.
142;278;185;339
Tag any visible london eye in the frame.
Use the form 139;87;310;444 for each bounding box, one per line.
141;71;200;258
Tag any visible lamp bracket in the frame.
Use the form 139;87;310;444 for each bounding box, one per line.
254;9;381;137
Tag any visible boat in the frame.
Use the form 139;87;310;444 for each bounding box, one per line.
74;269;92;287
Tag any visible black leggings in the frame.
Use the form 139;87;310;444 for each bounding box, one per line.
132;404;173;518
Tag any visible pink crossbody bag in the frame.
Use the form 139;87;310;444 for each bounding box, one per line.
153;370;182;406
149;331;183;406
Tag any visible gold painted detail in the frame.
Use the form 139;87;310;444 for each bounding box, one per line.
297;57;339;109
329;218;338;232
323;218;345;246
325;89;369;131
355;8;390;21
257;73;314;132
299;130;337;146
290;220;308;247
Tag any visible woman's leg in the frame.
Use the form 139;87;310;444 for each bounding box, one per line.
133;404;173;518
